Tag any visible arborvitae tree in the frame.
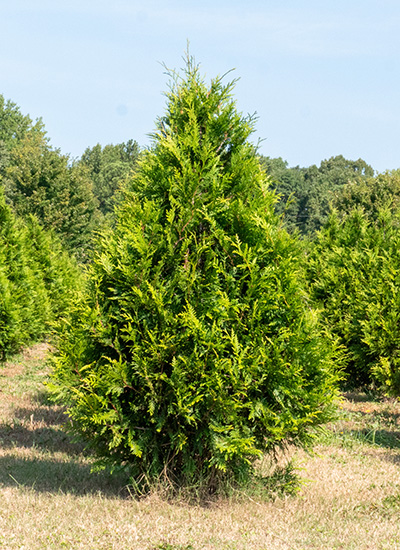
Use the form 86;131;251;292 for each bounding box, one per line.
308;205;400;394
0;95;101;262
0;188;50;356
3;132;99;261
0;188;83;358
50;57;341;491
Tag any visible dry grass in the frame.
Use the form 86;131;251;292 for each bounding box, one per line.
1;346;400;549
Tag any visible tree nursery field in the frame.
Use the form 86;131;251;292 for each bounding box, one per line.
1;344;400;550
2;55;400;549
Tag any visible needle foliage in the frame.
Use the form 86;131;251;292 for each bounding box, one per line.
308;203;400;395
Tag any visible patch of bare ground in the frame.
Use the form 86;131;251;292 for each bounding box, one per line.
1;349;400;549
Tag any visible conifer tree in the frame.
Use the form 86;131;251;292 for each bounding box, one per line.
0;187;82;358
50;56;340;490
308;203;400;394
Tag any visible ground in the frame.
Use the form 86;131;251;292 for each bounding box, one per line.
1;344;400;549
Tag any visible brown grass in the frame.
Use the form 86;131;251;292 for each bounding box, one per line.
1;347;400;549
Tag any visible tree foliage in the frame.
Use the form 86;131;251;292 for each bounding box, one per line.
308;184;400;394
332;169;400;220
2;131;99;261
0;95;100;261
0;188;83;358
0;94;44;152
261;155;374;235
50;57;341;490
79;140;140;221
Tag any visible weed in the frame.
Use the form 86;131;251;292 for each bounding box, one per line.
153;544;194;550
380;494;400;517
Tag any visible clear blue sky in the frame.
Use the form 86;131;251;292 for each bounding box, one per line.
2;0;399;172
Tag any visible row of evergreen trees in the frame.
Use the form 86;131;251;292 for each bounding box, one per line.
308;171;400;395
2;57;400;491
0;97;140;356
0;187;82;357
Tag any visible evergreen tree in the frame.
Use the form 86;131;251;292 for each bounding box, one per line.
3;132;99;261
0;187;83;358
50;57;340;490
0;189;49;356
0;95;100;262
308;171;400;394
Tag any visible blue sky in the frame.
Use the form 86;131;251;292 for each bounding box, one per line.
1;0;399;172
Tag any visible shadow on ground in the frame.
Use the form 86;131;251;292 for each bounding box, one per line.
0;422;85;455
13;404;69;426
0;405;85;456
0;454;131;497
348;428;400;449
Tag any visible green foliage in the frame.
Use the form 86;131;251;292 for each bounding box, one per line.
0;94;101;262
261;154;374;236
3;132;99;261
0;94;45;152
79;140;140;221
333;169;400;220
50;56;341;491
308;201;400;394
0;188;83;358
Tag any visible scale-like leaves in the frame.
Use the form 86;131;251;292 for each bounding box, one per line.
50;55;340;490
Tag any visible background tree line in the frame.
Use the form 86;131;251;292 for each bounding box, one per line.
0;95;140;262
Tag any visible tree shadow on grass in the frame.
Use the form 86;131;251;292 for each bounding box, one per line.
0;422;86;456
0;401;134;498
0;454;131;497
0;405;86;456
13;404;69;426
340;427;400;451
0;402;134;498
343;391;376;403
359;428;400;449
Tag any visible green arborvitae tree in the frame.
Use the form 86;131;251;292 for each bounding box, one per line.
0;188;49;356
308;202;400;394
307;170;400;394
0;95;101;262
50;57;341;491
3;132;99;262
0;187;83;358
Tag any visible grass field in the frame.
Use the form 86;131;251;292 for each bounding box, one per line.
1;344;400;549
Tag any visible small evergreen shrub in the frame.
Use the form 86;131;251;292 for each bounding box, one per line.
50;56;341;491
